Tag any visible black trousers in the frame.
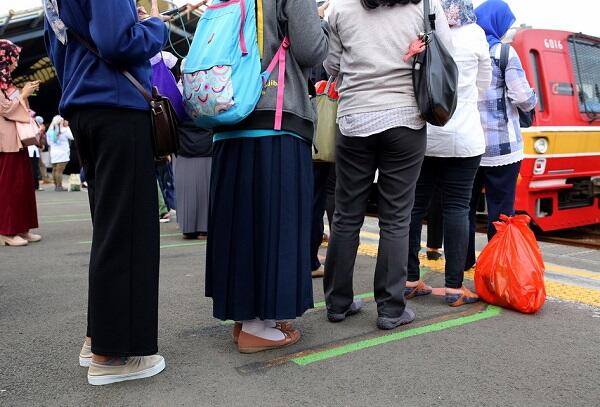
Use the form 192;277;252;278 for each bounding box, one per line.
70;108;159;357
324;126;426;318
466;161;521;269
30;156;40;190
407;155;481;288
310;162;335;271
426;186;443;249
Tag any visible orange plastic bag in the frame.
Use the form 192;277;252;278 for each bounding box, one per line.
474;214;546;314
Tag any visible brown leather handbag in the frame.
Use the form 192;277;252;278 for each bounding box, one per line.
69;30;179;159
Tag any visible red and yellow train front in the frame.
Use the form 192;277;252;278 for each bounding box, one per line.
512;29;600;231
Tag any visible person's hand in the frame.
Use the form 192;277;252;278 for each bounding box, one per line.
150;0;172;22
318;0;330;18
137;6;150;21
21;81;40;99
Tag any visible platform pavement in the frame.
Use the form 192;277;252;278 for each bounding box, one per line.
0;189;599;406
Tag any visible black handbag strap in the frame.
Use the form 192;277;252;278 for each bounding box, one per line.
423;0;436;32
68;29;154;105
494;43;511;121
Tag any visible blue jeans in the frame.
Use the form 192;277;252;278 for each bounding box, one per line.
408;155;481;289
465;161;522;269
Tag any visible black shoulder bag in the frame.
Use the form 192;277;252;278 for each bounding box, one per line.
69;30;179;159
412;0;459;127
496;43;536;128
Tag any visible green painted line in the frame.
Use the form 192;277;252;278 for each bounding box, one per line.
291;305;502;366
78;233;182;244
38;200;89;206
313;292;374;309
160;242;206;249
41;213;90;219
44;218;90;224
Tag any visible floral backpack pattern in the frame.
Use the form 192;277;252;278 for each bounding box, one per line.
183;66;235;118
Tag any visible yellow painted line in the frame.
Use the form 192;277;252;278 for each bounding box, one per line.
353;242;600;308
415;242;600;280
544;263;600;281
324;226;379;242
359;230;380;240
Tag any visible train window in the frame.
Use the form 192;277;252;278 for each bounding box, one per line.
529;51;545;112
568;36;600;115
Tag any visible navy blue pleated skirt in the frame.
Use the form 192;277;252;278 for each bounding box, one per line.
206;135;314;321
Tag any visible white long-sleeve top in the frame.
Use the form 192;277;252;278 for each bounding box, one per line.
426;23;492;158
47;126;73;164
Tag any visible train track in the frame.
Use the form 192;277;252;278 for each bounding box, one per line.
535;225;600;250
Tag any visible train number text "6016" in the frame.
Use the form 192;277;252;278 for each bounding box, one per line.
544;38;564;49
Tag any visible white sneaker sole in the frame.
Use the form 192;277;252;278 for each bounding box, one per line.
79;356;91;367
87;359;166;386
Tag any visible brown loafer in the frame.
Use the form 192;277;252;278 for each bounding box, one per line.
232;321;295;344
237;328;300;354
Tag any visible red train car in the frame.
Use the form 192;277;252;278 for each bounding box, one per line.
510;29;600;231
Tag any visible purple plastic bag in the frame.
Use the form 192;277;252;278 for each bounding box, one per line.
151;57;188;121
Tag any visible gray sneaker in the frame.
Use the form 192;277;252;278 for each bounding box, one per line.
327;299;365;322
87;355;165;386
376;308;416;330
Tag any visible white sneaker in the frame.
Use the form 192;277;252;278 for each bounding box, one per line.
87;355;165;386
79;341;92;367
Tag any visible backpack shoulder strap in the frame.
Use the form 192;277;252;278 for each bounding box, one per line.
256;0;265;58
262;37;290;130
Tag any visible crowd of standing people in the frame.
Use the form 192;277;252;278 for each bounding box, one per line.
0;0;536;387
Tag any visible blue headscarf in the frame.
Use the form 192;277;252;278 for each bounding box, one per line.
441;0;477;27
475;0;516;48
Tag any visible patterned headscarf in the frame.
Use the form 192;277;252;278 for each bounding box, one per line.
43;0;68;45
441;0;477;27
0;39;22;92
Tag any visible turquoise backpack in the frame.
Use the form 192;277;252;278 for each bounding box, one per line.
182;0;289;129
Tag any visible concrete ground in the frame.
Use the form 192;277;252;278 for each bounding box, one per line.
1;188;599;406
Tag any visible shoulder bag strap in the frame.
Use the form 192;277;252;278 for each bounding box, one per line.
499;43;510;78
423;0;435;32
68;29;153;105
499;43;510;121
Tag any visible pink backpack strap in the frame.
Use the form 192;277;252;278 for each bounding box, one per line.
264;37;290;130
207;0;248;55
238;0;248;55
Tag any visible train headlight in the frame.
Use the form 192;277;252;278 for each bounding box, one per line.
533;138;549;154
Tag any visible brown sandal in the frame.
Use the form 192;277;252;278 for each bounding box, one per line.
237;327;300;354
445;286;479;307
404;280;433;299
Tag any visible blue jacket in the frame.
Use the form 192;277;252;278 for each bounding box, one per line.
44;0;168;115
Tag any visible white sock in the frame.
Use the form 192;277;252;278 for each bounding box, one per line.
242;319;285;341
